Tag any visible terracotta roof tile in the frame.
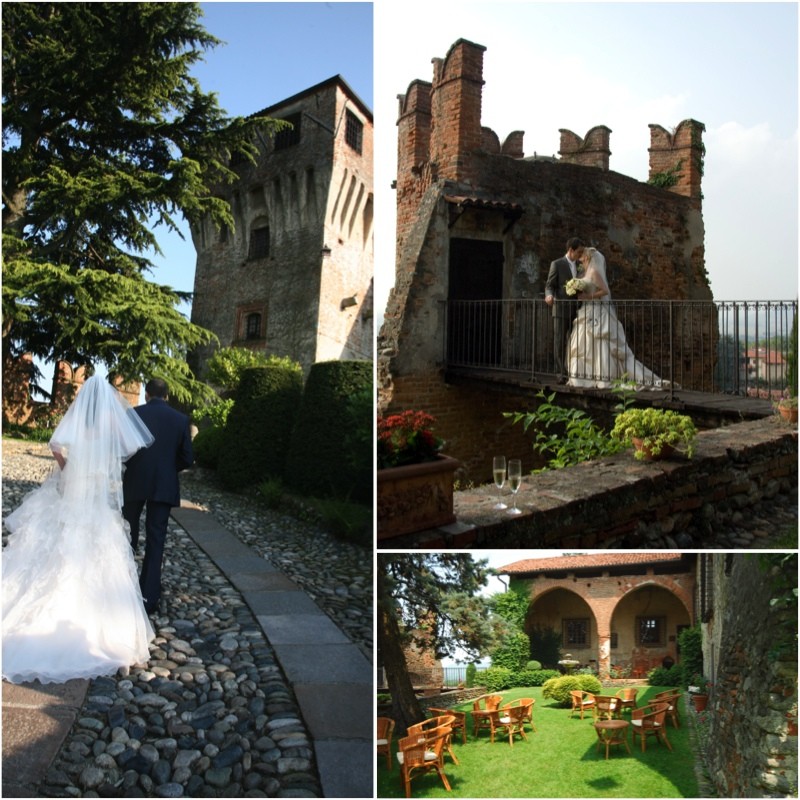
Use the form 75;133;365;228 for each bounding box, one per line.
499;553;686;574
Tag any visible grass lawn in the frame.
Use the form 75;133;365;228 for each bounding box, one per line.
377;686;700;798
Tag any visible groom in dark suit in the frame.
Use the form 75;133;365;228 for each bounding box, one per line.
545;236;585;383
122;378;193;614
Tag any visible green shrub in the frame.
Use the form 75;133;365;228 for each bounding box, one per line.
193;397;234;429
513;668;559;687
647;664;684;687
529;624;562;669
526;660;542;671
284;360;372;503
306;496;371;547
205;347;300;393
478;666;514;692
465;663;478;688
542;674;602;706
257;477;284;509
218;365;304;490
491;631;530;672
677;625;704;686
192;425;226;468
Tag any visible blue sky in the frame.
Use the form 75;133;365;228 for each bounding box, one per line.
374;1;799;321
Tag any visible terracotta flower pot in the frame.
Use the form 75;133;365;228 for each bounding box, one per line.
631;438;675;461
778;403;798;423
691;693;709;712
377;454;460;539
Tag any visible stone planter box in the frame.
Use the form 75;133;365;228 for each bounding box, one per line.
377;454;460;540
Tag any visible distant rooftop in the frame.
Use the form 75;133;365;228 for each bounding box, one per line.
499;553;688;575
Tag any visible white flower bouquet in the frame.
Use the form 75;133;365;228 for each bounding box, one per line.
565;278;595;296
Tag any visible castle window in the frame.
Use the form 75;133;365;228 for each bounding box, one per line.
245;312;262;340
637;616;666;647
345;109;363;154
248;226;270;260
563;618;589;649
275;113;301;150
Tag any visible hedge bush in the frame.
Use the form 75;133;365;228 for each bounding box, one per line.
217;365;304;490
542;674;602;706
192;425;226;468
647;664;684;687
479;666;514;692
513;668;560;688
284;360;372;503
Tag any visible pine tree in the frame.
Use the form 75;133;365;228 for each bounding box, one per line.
377;553;504;734
2;2;285;403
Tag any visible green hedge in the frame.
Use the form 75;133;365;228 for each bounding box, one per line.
542;674;602;706
217;365;304;490
192;425;226;468
647;664;684;687
284;360;372;503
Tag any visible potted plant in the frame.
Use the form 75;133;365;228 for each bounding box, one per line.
610;407;697;461
377;410;460;539
688;674;710;711
777;395;798;423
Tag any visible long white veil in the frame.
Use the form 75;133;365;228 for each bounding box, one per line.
585;247;611;301
48;374;154;510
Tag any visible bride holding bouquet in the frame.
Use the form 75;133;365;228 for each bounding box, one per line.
567;247;666;389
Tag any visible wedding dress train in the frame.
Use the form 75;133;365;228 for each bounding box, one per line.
2;375;155;684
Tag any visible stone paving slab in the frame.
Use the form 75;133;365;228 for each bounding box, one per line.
171;505;373;798
2;679;88;797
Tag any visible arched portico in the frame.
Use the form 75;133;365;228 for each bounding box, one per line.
520;558;696;677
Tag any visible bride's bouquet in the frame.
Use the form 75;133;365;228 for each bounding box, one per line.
565;278;595;296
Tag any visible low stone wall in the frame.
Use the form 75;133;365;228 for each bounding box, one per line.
383;417;797;549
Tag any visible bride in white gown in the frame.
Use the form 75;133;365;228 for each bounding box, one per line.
567;247;666;390
3;374;156;684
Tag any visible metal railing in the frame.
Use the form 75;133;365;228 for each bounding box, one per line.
444;298;797;398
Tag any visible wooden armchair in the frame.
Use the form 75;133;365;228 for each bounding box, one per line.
615;687;639;714
592;695;621;721
570;690;596;719
472;694;503;737
653;689;681;728
396;728;452;798
377;716;395;770
428;707;467;744
496;703;529;746
631;702;673;752
504;697;537;732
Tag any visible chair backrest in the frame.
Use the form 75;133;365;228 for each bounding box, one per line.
377;716;395;740
408;715;454;738
595;695;619;712
428;707;465;728
485;694;503;711
501;704;527;725
633;702;669;728
398;729;448;768
616;687;638;701
654;689;679;703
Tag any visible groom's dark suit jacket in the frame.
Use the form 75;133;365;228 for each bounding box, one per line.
545;257;579;319
123;397;193;507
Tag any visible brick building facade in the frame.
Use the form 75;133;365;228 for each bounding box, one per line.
189;76;373;377
378;38;712;479
500;553;696;677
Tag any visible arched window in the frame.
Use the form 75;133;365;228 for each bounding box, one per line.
245;312;262;340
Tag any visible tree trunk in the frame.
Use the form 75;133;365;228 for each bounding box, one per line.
377;567;425;737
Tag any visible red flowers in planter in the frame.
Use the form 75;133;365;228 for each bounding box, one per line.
378;410;444;469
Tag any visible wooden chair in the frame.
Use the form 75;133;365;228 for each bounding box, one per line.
631;703;673;752
496;703;529;746
396;728;452;797
377;716;395;770
472;694;503;737
503;698;537;733
570;690;596;719
592;695;621;721
615;687;639;714
653;689;681;728
428;707;467;744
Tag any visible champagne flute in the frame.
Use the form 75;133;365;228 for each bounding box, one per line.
492;456;507;510
507;459;523;515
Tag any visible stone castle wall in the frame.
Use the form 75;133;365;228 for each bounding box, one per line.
379;38;710;472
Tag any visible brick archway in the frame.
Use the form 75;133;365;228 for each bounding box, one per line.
525;570;695;677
